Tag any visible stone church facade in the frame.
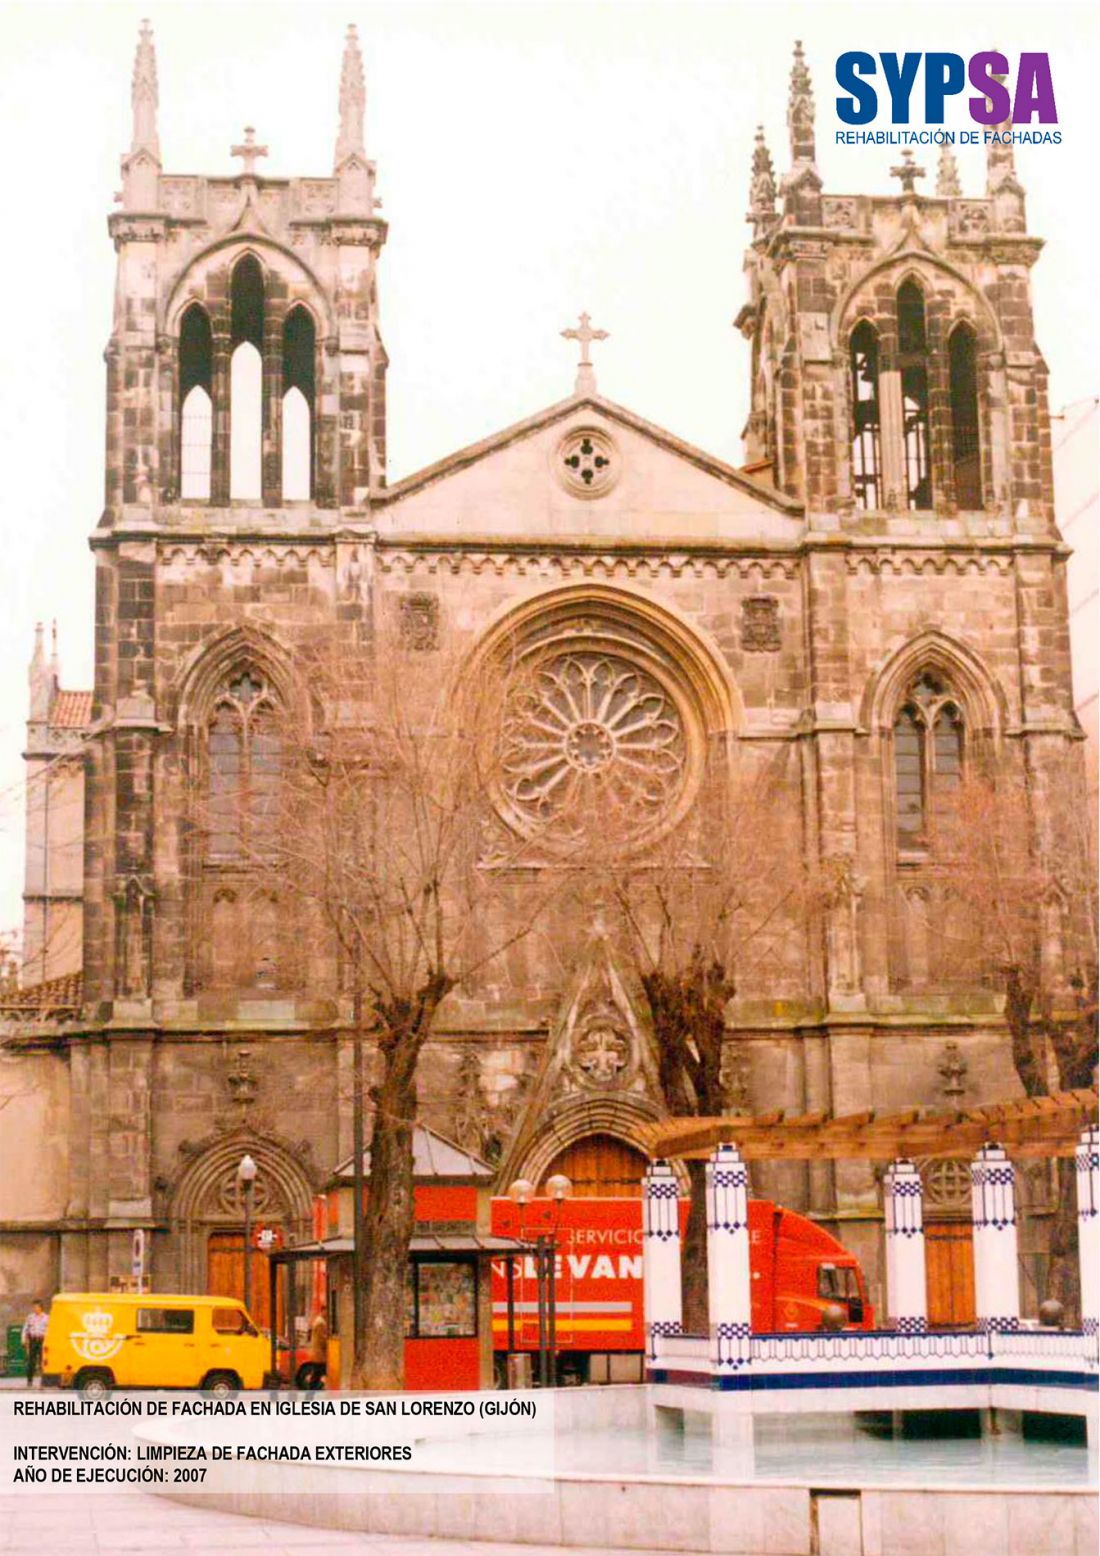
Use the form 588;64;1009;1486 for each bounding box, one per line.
0;31;1084;1329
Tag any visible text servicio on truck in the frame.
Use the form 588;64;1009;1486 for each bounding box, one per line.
42;1293;270;1394
490;1197;873;1381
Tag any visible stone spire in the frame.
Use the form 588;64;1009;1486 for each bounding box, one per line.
787;40;815;165
986;119;1018;192
936;142;962;197
747;126;776;237
983;57;1026;231
335;22;366;168
28;622;52;722
130;18;160;162
781;40;822;224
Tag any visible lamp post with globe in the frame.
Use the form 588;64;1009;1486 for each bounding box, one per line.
237;1153;258;1315
508;1171;572;1387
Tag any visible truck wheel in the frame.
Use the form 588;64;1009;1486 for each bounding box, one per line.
202;1370;241;1396
75;1369;114;1395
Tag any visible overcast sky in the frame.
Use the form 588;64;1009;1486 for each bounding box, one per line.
0;0;1096;937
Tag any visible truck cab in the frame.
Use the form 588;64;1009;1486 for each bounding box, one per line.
491;1194;872;1380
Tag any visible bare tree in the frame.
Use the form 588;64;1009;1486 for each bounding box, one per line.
586;744;812;1332
218;634;557;1387
935;759;1097;1314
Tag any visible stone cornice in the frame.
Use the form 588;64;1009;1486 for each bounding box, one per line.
3;1009;1014;1048
90;517;1069;559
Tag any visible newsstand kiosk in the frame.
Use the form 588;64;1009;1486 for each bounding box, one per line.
267;1125;523;1389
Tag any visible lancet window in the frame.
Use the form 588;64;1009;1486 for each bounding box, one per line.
893;672;964;850
281;307;316;501
179;305;213;500
177;254;318;504
199;667;287;992
850;321;881;510
897;282;932;510
205;669;282;862
848;280;985;514
949;323;982;508
229;256;264;500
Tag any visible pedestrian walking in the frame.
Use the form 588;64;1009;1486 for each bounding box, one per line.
22;1300;48;1386
294;1305;328;1389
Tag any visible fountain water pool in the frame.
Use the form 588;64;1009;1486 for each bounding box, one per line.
158;1385;1098;1555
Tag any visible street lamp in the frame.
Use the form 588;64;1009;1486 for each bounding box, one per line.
237;1154;258;1315
508;1172;571;1388
505;1179;533;1369
543;1174;571;1388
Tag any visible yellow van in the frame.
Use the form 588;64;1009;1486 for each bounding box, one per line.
42;1293;271;1394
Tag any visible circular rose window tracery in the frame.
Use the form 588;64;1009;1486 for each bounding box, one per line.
499;650;688;844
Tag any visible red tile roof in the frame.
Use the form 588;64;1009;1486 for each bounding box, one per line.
0;970;83;1018
50;690;94;729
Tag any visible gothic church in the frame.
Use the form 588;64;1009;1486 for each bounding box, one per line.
0;28;1083;1331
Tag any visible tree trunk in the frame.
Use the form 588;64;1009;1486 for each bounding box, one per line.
1046;1163;1081;1325
356;1035;419;1389
681;1158;709;1335
1002;964;1095;1319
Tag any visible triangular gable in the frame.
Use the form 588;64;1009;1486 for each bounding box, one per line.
372;393;802;546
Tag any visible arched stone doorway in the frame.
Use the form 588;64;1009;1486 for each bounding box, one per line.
168;1134;314;1322
542;1133;647;1197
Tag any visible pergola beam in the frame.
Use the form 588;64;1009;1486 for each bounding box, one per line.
639;1088;1098;1162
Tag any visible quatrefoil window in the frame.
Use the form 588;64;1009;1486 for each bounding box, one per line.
556;428;619;498
565;438;607;484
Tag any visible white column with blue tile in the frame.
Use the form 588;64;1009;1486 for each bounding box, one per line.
884;1157;927;1333
706;1141;753;1377
970;1141;1020;1333
642;1158;682;1365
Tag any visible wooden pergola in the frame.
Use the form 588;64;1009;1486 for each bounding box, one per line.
638;1087;1098;1162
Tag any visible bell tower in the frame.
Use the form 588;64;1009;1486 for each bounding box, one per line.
104;21;388;518
85;22;390;1014
738;42;1053;537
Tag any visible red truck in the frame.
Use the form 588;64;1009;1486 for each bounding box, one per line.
491;1197;872;1379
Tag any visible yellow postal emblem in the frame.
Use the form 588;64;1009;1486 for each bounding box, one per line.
71;1307;125;1363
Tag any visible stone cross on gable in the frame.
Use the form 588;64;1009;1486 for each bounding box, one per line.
231;125;269;178
561;311;609;394
890;148;925;195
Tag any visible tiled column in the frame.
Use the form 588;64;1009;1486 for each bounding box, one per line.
1077;1126;1099;1357
706;1142;752;1373
642;1159;682;1363
883;1158;927;1333
971;1142;1020;1333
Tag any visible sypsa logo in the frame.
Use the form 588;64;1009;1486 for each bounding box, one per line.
836;51;1057;126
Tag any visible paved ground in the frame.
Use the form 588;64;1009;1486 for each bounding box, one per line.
0;1494;684;1556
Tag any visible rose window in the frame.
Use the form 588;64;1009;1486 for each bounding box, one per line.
500;652;686;841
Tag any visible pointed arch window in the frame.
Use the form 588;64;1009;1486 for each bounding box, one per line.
949;323;981;508
850;321;881;510
179;305;213;500
897;281;932;510
205;669;282;862
281;307;315;501
229;256;264;500
893;672;964;850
